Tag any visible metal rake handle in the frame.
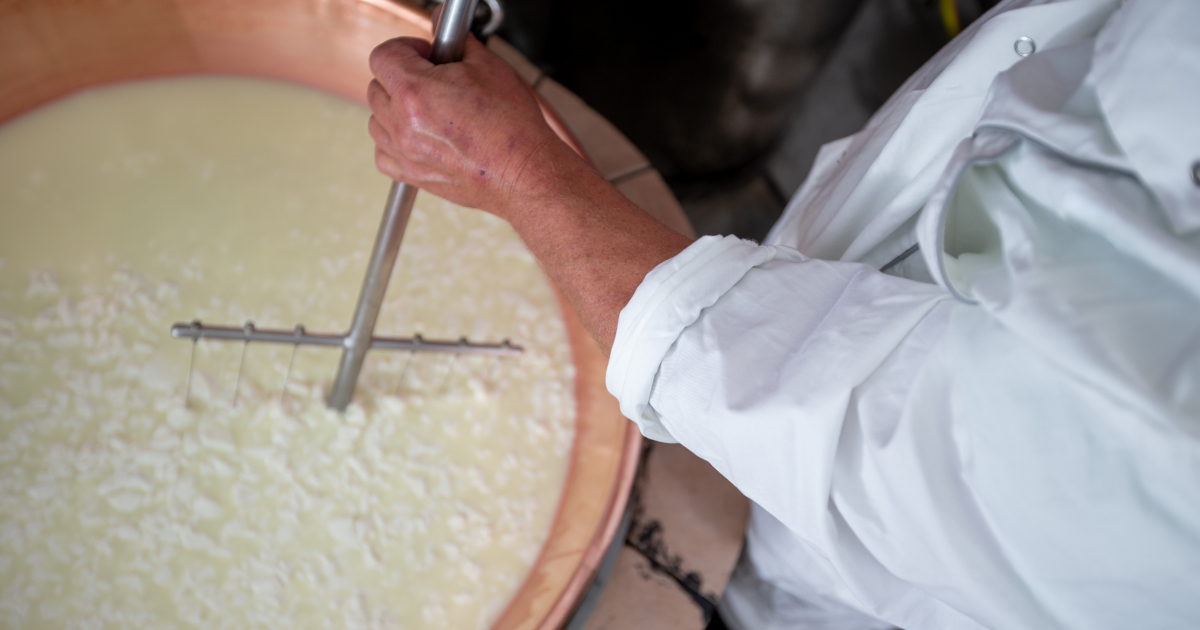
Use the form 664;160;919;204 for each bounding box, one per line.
326;0;483;410
168;0;514;410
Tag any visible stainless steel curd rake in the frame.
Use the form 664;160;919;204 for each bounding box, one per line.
170;0;520;411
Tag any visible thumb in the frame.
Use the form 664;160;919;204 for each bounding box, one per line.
461;34;489;61
369;37;434;86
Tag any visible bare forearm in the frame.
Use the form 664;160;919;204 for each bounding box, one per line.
500;143;692;354
365;35;691;353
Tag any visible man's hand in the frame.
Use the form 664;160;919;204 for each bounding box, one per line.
365;31;693;354
367;35;571;217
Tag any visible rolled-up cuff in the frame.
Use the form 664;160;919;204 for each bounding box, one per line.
606;235;805;442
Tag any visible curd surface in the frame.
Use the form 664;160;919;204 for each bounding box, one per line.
0;76;575;630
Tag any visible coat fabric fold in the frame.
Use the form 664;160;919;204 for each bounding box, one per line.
607;0;1200;627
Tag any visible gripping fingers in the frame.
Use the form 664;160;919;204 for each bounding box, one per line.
367;115;402;156
369;114;406;181
366;79;391;112
374;146;403;182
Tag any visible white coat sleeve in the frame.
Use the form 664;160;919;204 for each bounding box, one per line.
605;3;1200;629
607;233;950;523
605;237;1043;629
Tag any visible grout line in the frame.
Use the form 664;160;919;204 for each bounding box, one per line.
625;542;718;622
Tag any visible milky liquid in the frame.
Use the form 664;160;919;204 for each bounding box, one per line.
0;76;575;629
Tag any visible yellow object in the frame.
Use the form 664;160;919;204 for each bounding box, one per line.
941;0;962;38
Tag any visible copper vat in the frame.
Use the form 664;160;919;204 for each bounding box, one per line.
0;1;640;628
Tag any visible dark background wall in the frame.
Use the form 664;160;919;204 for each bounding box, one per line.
479;0;999;240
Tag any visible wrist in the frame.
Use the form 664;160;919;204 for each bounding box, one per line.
494;135;598;224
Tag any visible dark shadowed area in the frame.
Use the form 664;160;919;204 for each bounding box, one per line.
484;0;999;241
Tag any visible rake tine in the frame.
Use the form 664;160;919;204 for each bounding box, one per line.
396;348;417;396
280;324;305;407
232;321;254;407
437;338;468;395
184;322;199;408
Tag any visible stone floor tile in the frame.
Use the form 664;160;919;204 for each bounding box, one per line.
628;443;749;602
582;546;710;630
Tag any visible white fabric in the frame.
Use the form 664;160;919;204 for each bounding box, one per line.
720;514;895;630
1092;0;1200;235
606;236;801;443
607;0;1200;628
764;0;1120;267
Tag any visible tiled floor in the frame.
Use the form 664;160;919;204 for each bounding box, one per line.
575;442;749;630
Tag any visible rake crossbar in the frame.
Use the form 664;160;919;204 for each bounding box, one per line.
171;321;522;356
170;0;499;410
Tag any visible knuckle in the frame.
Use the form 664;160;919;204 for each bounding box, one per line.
369;38;402;60
366;82;385;107
367;43;393;74
367;116;387;142
395;133;419;157
368;42;407;82
374;150;399;176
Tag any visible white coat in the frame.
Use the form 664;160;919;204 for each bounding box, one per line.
606;0;1200;627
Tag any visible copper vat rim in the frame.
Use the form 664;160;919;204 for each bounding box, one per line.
0;0;640;628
